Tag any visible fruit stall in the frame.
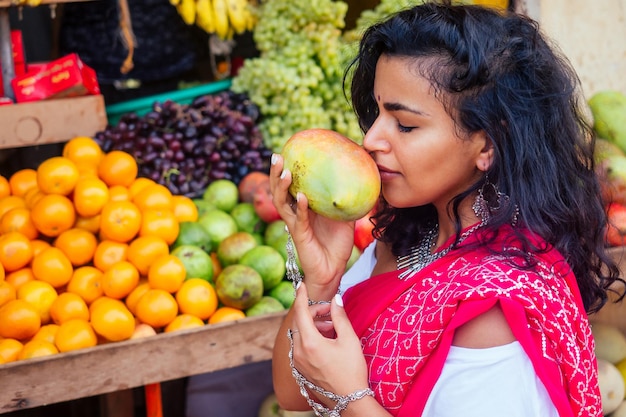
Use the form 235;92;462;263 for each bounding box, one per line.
0;0;624;416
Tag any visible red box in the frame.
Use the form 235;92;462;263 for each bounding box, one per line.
11;54;100;103
0;30;26;97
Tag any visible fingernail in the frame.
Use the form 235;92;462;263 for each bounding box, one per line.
334;293;344;307
295;281;302;290
280;169;288;179
271;153;278;165
296;192;303;202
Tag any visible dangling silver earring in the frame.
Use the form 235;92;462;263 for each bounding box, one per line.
472;175;519;226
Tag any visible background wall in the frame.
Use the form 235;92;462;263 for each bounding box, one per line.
517;0;626;99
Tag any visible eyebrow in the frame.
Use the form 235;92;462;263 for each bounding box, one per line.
383;102;430;116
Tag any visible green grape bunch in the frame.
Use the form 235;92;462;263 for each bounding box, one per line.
231;0;362;153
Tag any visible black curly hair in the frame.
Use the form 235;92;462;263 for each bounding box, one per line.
347;0;622;313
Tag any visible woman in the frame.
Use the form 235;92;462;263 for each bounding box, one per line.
269;2;622;417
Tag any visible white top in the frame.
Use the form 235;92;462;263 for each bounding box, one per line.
340;241;558;417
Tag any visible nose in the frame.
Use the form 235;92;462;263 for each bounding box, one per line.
362;119;388;154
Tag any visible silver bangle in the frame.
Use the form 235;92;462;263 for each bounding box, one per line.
287;329;374;416
308;299;331;306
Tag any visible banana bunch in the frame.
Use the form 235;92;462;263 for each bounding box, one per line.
172;0;257;40
10;0;43;6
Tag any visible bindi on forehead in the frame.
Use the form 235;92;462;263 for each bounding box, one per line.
377;94;381;102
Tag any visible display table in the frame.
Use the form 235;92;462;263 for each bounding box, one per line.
0;311;286;414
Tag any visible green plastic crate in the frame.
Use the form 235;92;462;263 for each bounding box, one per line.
105;78;233;126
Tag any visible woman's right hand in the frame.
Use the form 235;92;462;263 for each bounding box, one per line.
269;153;355;298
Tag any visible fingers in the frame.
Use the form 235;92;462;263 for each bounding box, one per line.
330;293;357;340
269;154;293;216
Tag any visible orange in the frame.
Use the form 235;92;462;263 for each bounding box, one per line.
49;292;90;325
9;169;38;197
62;136;104;167
30;194;76;237
0;207;37;239
107;185;130;202
132;183;173;212
0;231;33;272
208;306;246;324
0;280;16;308
31;246;74;288
175;278;218;320
74;215;101;234
89;297;135;342
0;195;27;219
30;239;51;257
93;240;128;272
125;280;150;316
172;195;199;222
73;177;110;217
130;322;157;339
98;150;138;187
128;177;156;200
135;288;178;329
139;209;180;245
17;280;57;324
0;338;23;362
164;314;205;333
31;323;60;344
18;339;58;360
0;262;4;281
0;299;41;340
36;156;80;196
147;254;186;293
22;187;44;210
99;200;142;243
54;318;97;353
67;266;104;305
101;261;140;299
0;175;10;199
76;164;99;180
5;267;35;291
53;228;98;267
127;235;170;276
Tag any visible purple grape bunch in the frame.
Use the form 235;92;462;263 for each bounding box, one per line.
94;91;272;197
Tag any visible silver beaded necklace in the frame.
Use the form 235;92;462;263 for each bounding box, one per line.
396;222;483;280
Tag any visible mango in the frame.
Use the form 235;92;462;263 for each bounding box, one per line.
588;90;626;153
281;129;381;221
597;154;626;206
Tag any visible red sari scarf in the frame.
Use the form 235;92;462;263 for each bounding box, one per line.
342;228;601;417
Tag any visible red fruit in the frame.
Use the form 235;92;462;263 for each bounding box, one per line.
354;210;375;251
238;172;270;204
253;181;281;223
606;203;626;246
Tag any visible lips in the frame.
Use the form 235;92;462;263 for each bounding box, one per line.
376;164;399;180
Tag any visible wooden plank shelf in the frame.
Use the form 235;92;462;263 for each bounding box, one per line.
0;94;107;149
0;311;286;414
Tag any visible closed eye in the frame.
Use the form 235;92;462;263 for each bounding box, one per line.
397;122;416;133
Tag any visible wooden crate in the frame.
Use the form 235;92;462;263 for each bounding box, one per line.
0;311;286;414
0;95;107;150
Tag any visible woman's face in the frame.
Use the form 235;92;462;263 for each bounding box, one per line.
363;55;487;212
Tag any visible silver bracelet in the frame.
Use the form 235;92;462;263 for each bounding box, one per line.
287;329;374;416
285;227;303;295
285;228;336;306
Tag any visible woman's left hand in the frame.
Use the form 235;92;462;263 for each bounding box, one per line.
289;282;370;399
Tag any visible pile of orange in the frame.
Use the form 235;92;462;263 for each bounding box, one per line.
0;137;245;365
